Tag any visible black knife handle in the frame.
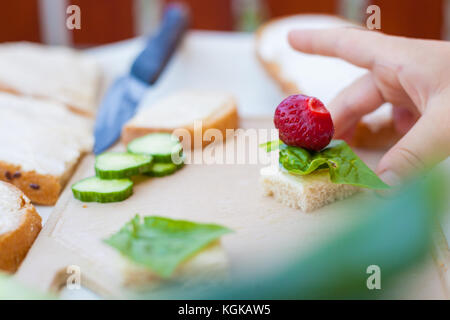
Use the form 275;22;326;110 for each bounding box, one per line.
131;3;190;84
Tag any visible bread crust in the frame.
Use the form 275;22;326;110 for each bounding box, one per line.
350;120;402;149
255;14;400;149
254;14;350;96
0;160;76;206
122;100;239;149
0;183;42;273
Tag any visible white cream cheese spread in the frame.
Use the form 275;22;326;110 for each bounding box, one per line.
0;93;93;176
0;42;100;114
0;182;25;235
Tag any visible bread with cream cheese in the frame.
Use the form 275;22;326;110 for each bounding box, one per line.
0;92;93;205
255;14;401;149
122;90;239;148
0;42;101;116
260;165;360;212
0;181;42;273
121;242;229;291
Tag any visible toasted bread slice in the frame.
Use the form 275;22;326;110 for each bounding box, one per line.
260;165;360;212
121;242;229;291
255;14;400;149
122;90;239;149
350;103;402;149
0;93;93;205
0;181;42;273
0;42;101;116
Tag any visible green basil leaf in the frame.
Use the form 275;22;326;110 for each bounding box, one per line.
279;144;328;175
320;140;389;189
259;139;282;152
104;215;232;278
277;140;389;189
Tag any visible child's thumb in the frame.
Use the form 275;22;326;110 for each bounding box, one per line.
376;102;450;185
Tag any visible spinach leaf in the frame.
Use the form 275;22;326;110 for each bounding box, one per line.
279;143;329;175
264;140;389;189
104;215;232;278
318;140;389;189
259;140;282;152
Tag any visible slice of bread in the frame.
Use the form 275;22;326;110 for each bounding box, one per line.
122;90;239;148
260;165;360;212
350;103;402;149
0;181;42;273
255;14;400;149
121;242;229;291
0;93;93;205
0;42;101;117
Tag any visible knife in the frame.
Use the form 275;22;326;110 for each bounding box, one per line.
93;4;189;154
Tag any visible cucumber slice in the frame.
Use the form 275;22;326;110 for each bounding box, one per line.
95;152;152;179
72;176;133;203
127;133;183;163
145;161;184;177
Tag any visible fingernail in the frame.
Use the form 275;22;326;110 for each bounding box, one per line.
379;170;402;186
375;171;401;199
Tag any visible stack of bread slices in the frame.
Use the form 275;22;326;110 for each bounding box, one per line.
0;42;100;205
0;42;100;272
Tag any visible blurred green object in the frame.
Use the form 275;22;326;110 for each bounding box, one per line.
238;176;443;299
137;171;446;299
0;273;53;300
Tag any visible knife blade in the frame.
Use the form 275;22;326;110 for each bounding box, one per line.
93;4;189;154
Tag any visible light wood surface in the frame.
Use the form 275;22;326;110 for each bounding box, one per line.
12;30;450;299
15;117;448;298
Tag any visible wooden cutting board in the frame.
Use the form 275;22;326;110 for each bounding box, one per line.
15;117;447;299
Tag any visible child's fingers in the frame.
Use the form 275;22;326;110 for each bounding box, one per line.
288;27;398;70
376;94;450;185
328;73;385;138
392;106;419;135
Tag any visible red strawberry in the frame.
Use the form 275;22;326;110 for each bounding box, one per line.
274;94;334;151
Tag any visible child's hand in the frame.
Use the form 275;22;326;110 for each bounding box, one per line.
288;28;450;185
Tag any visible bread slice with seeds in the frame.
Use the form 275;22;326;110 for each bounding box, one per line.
0;92;93;205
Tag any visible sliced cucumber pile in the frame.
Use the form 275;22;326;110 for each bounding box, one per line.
72;177;133;203
72;133;185;203
95;152;153;179
127;133;183;163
